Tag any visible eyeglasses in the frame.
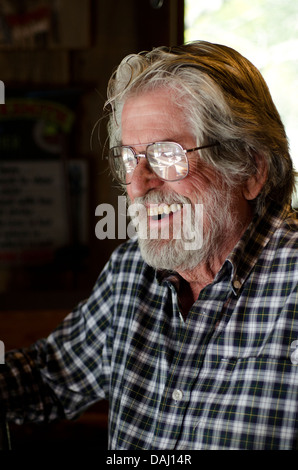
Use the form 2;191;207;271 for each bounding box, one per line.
108;141;219;185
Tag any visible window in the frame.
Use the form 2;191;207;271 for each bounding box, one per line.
185;0;298;205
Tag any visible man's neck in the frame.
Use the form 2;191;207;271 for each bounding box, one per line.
176;215;252;318
176;257;223;315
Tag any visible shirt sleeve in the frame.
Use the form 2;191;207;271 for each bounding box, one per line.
0;253;116;425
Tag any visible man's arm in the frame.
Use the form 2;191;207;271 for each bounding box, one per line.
1;345;66;425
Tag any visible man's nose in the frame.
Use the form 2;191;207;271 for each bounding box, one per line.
129;157;164;199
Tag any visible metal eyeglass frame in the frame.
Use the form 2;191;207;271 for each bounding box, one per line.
109;141;220;184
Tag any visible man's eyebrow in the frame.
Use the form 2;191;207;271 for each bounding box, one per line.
119;137;185;147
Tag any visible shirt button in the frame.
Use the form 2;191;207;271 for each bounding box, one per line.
233;279;241;290
291;349;298;364
172;389;183;401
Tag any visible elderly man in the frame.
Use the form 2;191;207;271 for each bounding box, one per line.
1;41;298;450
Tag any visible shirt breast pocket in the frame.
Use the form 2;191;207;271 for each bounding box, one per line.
192;353;298;449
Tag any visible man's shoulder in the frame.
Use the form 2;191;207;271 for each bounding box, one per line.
266;209;298;277
284;209;298;232
278;209;298;249
110;236;141;259
108;237;148;273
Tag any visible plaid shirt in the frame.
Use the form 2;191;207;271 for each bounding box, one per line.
2;201;298;450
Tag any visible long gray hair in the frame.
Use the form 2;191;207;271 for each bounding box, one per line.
105;40;296;213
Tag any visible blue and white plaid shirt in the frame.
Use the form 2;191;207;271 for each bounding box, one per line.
2;200;298;449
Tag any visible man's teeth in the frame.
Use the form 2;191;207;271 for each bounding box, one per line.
147;203;182;217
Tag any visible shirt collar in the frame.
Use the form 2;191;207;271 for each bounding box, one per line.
156;200;293;294
226;200;293;294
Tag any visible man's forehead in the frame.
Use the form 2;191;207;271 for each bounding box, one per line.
121;90;192;146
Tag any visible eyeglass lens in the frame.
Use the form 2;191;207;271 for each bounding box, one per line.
110;142;189;184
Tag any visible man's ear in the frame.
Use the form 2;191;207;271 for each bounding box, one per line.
242;154;268;201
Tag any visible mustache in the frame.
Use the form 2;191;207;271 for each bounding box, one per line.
131;190;193;207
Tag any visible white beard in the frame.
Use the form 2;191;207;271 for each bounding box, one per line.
128;186;238;272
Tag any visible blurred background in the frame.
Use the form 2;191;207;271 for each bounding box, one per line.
0;0;296;450
185;0;298;207
0;0;184;450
